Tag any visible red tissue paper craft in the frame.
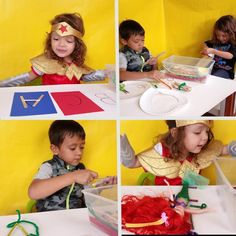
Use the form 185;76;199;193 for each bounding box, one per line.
122;195;193;235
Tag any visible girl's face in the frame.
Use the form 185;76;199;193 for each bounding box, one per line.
51;134;85;166
182;124;209;155
51;32;76;62
216;30;230;44
122;34;145;53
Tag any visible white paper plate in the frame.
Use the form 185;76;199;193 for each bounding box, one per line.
139;88;187;115
120;81;151;99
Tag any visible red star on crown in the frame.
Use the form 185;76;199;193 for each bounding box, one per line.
58;24;68;34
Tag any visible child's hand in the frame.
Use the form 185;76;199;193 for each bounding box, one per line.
90;176;117;187
201;46;215;56
147;70;165;80
103;176;117;185
228;141;236;157
145;57;158;66
72;169;98;185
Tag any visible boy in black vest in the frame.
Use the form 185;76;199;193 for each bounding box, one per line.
28;120;98;211
119;19;163;81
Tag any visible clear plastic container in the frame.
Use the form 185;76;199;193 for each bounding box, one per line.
162;55;215;83
82;185;118;236
213;158;236;231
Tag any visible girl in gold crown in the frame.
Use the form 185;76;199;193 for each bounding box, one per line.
121;120;234;185
0;13;105;86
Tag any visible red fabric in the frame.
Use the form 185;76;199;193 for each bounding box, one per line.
155;176;183;185
42;74;80;85
122;195;192;235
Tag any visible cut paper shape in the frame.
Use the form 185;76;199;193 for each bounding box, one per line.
51;91;104;115
10;91;57;116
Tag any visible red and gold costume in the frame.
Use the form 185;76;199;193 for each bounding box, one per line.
30;54;92;85
137;120;223;185
30;21;92;85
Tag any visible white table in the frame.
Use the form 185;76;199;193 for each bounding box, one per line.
121;186;236;235
0;84;117;119
0;208;109;236
120;75;236;118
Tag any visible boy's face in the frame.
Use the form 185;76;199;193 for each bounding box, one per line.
121;34;145;53
182;124;209;154
51;134;85;166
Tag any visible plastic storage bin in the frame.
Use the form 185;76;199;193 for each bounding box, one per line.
162;55;215;83
213;158;236;231
82;185;118;236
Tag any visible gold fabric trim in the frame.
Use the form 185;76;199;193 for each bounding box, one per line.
137;147;183;178
175;120;211;128
196;140;223;169
137;140;223;179
51;22;82;39
30;54;92;80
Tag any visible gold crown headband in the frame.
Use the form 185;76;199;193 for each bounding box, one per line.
51;22;82;39
175;120;211;128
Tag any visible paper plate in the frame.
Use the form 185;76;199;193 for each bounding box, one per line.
120;81;151;99
139;88;187;115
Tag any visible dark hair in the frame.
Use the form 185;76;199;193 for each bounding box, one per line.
49;120;85;147
119;19;145;40
45;13;87;66
212;15;236;44
155;120;214;162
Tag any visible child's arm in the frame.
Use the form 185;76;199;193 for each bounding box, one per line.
120;134;141;168
0;70;38;87
28;169;98;200
201;44;234;60
145;57;158;70
225;141;236;156
81;70;106;82
120;69;163;81
218;141;236;156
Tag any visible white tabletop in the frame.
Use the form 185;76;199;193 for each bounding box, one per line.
120;75;236;118
0;83;117;119
0;208;110;236
121;186;235;234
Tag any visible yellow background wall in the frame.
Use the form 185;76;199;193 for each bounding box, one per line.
0;120;117;215
119;0;166;60
121;120;236;185
0;0;115;80
119;0;236;66
164;0;236;57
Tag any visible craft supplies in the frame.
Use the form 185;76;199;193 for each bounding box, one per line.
172;81;191;92
119;83;129;94
140;51;166;72
189;203;207;209
125;212;168;228
183;170;209;186
20;94;44;108
84;177;115;188
156;77;172;89
82;185;117;236
122;194;193;235
11;91;57;116
120;81;151;99
162;55;214;83
6;210;39;236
